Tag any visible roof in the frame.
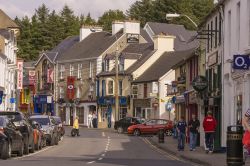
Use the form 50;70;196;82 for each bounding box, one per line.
0;29;10;39
146;22;199;51
140;29;152;43
133;48;196;83
57;31;124;62
0;9;19;29
24;61;36;68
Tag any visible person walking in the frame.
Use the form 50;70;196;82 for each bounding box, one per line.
203;111;217;153
188;114;200;151
177;116;187;151
73;116;80;136
88;112;93;128
92;111;97;128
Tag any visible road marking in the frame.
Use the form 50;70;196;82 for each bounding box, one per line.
87;161;96;164
101;153;105;157
14;146;53;160
98;158;103;160
102;132;105;137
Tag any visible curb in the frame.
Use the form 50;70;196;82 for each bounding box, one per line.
147;137;211;166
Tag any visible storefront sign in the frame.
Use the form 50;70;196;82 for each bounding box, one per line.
47;69;54;83
233;55;250;70
67;76;75;100
175;95;185;104
29;70;36;85
47;96;52;104
10;98;16;104
17;61;23;89
208;53;218;66
192;76;208;92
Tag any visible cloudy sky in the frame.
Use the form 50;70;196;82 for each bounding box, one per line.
0;0;138;19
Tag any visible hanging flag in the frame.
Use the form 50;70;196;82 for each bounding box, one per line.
47;69;54;83
29;70;36;85
67;76;75;100
17;60;23;89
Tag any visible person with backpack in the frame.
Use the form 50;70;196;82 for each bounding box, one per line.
203;111;217;153
177;116;187;151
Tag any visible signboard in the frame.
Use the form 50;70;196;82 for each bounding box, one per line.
192;75;208;92
10;98;16;104
47;69;54;83
233;55;249;70
29;70;36;85
208;53;218;66
17;61;23;89
127;34;139;43
67;76;75;100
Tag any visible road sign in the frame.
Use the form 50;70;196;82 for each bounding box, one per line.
233;55;249;70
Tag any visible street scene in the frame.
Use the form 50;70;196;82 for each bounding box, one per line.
1;0;250;165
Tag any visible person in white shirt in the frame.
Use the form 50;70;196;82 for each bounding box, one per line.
88;112;93;128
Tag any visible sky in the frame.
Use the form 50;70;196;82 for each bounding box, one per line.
0;0;138;20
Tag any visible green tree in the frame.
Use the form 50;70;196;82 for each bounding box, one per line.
98;10;126;31
84;13;96;25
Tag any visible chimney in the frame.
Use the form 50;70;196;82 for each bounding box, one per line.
124;20;140;35
112;21;124;35
80;25;103;41
153;33;176;52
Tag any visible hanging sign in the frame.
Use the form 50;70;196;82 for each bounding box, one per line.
67;76;75;100
17;61;23;89
192;75;208;92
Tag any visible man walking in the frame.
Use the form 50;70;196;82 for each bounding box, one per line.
177;116;187;151
203;111;217;153
188;114;200;151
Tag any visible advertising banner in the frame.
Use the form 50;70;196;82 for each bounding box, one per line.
29;70;36;85
67;76;75;100
17;61;23;89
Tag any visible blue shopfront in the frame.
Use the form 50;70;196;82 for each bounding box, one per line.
34;95;54;115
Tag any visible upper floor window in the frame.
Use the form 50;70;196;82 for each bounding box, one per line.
108;80;114;95
77;64;82;79
70;64;74;76
215;16;218;47
132;85;138;98
59;65;65;80
59;86;64;98
119;58;124;71
180;64;186;76
102;80;106;96
105;59;110;72
144;83;147;98
119;80;123;96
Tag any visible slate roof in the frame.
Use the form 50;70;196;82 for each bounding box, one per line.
140;29;152;43
146;22;199;51
0;9;19;29
0;29;10;39
24;61;36;68
57;31;123;62
133;48;196;83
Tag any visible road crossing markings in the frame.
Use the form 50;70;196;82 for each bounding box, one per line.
98;158;103;161
102;132;105;137
101;153;105;157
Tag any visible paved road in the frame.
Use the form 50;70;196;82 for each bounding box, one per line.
0;127;194;166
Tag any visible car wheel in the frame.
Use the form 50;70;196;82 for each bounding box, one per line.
1;141;11;160
30;140;35;153
117;127;123;134
55;136;59;145
133;129;141;136
17;141;24;157
23;136;29;155
165;130;173;136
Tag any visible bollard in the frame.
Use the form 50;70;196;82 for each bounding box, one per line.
158;128;165;143
227;125;244;166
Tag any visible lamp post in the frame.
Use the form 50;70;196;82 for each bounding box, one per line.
166;13;198;28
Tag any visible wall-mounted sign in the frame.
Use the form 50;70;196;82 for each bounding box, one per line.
17;61;23;89
208;53;218;66
29;70;36;85
192;75;208;92
233;55;249;70
127;34;139;43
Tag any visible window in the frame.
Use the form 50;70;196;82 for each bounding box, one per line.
119;80;123;96
144;83;147;98
77;64;82;79
207;24;210;53
102;80;106;96
59;86;64;98
105;59;110;71
228;10;231;54
108;80;114;95
96;80;100;97
76;86;81;98
219;13;222;44
215;16;218;47
69;64;74;76
59;65;65;80
237;2;241;50
102;62;105;72
89;61;93;78
119;108;127;120
119;58;124;71
210;21;213;50
132;85;138;98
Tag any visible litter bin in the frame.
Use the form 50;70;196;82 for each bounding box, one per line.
158;129;164;143
227;125;244;166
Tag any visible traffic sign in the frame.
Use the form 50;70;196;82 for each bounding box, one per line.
233;55;249;70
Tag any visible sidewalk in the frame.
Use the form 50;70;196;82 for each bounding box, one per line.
147;136;250;166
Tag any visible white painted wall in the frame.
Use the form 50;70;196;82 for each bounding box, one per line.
112;21;124;35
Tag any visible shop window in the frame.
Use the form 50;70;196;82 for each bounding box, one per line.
76;107;84;124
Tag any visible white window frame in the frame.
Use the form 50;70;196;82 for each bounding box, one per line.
77;64;82;79
70;64;74;76
132;85;138;98
59;65;65;80
59;86;64;98
107;79;114;95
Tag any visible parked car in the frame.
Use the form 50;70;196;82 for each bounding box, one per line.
0;116;24;159
52;116;65;139
0;111;34;154
114;117;145;134
29;115;59;146
127;119;173;136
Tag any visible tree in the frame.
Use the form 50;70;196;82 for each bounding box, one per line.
84;13;96;25
98;10;126;31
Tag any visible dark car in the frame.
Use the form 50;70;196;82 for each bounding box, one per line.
127;119;173;136
114;117;145;134
0;116;24;159
29;115;59;146
52;116;65;139
0;111;34;154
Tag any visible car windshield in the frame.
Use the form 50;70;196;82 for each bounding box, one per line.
0;112;23;122
30;118;50;125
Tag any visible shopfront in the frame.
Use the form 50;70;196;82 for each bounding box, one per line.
34;95;54;115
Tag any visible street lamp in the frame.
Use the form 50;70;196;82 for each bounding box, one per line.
166;13;198;28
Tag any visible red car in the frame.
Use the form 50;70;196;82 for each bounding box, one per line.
127;119;173;136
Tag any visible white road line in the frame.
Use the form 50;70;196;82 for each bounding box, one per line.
87;161;96;164
14;146;53;160
102;132;105;137
98;158;103;160
101;153;105;157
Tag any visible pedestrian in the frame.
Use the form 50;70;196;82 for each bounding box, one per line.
92;111;97;128
173;118;178;139
88;112;93;128
242;109;250;157
177;116;187;151
73;116;80;136
188;114;200;151
203;111;217;154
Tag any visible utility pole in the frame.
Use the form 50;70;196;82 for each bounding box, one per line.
115;40;119;122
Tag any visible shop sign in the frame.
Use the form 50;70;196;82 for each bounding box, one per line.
29;70;36;85
47;96;52;104
233;55;250;70
177;76;186;84
192;76;208;92
133;99;151;108
17;61;23;89
10;98;16;104
175;95;185;104
119;97;127;106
